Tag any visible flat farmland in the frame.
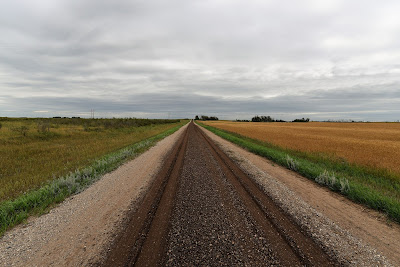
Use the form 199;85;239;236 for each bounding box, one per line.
0;118;184;202
202;121;400;175
4;121;396;266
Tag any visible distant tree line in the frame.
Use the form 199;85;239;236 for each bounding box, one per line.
323;119;358;123
292;118;310;122
195;115;219;121
53;116;81;119
248;115;310;122
251;115;286;122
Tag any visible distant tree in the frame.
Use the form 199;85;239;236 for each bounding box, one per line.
251;115;288;122
292;118;310;122
252;115;277;122
262;116;274;122
200;115;218;121
195;115;199;120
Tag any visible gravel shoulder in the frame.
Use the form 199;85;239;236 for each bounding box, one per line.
0;124;188;267
199;124;397;266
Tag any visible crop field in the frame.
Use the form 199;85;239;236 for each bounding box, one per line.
0;117;183;202
202;121;400;176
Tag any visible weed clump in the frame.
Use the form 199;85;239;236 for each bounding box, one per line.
339;178;350;193
316;170;336;187
286;155;298;171
316;170;350;193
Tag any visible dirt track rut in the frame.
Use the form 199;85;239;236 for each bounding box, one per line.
104;121;335;266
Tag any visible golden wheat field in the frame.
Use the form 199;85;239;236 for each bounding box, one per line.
203;121;400;175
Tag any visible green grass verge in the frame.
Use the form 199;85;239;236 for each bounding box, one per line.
0;122;186;236
198;122;400;224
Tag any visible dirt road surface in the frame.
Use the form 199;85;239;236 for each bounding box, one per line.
1;121;399;266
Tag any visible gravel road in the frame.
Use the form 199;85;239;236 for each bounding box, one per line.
1;120;396;266
105;122;335;266
164;122;329;266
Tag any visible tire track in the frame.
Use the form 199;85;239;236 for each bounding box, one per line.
103;125;188;266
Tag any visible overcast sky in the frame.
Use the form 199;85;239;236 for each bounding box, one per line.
1;0;400;121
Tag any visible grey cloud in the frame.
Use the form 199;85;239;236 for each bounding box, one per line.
2;85;399;121
1;0;400;121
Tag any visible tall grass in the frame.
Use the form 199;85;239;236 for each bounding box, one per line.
0;118;182;201
0;122;186;236
199;122;400;224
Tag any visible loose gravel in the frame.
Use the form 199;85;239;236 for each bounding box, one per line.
166;124;280;266
199;124;392;266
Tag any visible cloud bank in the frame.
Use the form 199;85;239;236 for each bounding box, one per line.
1;0;400;120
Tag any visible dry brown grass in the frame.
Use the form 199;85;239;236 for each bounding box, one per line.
0;119;183;201
203;121;400;175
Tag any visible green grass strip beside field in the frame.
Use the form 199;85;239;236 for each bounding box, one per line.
198;122;400;224
0;122;186;236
